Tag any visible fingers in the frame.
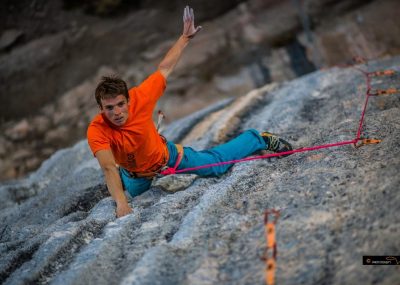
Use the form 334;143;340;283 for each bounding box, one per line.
183;5;194;22
182;5;202;38
183;5;190;22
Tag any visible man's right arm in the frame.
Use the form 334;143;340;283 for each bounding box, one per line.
95;149;133;218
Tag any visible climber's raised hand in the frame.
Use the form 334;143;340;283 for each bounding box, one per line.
182;5;202;39
158;5;202;78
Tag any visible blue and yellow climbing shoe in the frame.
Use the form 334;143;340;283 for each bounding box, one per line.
261;131;293;156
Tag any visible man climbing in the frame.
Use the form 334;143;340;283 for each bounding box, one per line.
87;6;293;218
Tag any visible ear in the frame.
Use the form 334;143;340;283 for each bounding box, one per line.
98;103;103;111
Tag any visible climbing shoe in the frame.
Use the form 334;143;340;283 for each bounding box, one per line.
261;131;293;156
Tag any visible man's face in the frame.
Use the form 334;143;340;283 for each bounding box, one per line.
100;95;130;126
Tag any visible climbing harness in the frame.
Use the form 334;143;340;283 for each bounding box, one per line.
160;144;184;176
126;155;167;179
262;209;280;285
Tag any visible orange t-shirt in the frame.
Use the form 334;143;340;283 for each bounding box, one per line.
87;70;169;173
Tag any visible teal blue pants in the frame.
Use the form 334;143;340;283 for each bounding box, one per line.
119;129;266;197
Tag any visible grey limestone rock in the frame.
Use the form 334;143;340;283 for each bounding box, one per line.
1;56;400;284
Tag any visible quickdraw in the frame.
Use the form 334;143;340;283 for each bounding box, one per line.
262;209;280;285
368;70;395;77
369;88;398;96
156;110;165;132
354;138;382;148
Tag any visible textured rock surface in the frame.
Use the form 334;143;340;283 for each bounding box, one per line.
1;56;399;284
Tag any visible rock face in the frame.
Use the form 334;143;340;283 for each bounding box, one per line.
1;56;399;284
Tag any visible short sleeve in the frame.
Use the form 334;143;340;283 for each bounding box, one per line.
87;124;111;156
131;70;166;103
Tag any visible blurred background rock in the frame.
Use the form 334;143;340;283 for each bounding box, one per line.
1;0;399;181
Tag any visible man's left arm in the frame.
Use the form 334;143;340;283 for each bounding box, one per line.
158;5;202;79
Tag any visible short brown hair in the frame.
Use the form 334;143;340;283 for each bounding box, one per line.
95;75;129;107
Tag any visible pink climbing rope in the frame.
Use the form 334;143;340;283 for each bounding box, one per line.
353;67;372;140
170;140;358;174
161;65;395;176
